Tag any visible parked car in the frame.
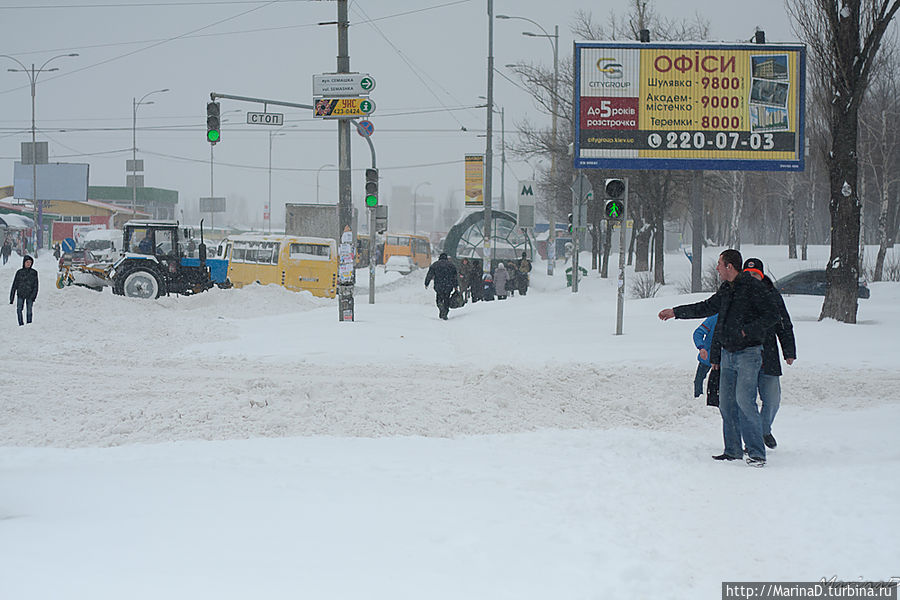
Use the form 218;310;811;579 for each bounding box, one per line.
774;269;870;299
384;255;415;275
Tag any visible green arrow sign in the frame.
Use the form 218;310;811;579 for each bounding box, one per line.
360;77;375;91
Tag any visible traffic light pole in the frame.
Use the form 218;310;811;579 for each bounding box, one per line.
350;118;378;305
615;179;629;335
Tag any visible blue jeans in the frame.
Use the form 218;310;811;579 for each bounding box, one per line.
694;362;711;397
758;373;781;436
16;296;33;326
719;346;765;460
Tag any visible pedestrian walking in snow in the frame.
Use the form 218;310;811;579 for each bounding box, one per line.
9;254;39;326
692;314;719;398
458;257;473;301
658;249;779;467
1;238;11;265
516;252;531;295
469;259;483;303
740;258;796;450
424;252;459;320
493;262;509;300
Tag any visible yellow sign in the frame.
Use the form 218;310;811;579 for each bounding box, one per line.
313;97;376;119
464;154;484;207
575;42;806;171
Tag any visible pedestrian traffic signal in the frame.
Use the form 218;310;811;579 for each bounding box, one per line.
365;168;378;207
604;178;626;221
207;102;220;144
567;212;573;233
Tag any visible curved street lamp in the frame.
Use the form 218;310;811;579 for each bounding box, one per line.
2;52;79;253
316;163;336;205
496;14;559;274
132;88;169;218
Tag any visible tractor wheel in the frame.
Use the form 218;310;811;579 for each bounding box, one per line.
114;264;166;299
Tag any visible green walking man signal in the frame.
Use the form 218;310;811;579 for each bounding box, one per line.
604;178;626;221
605;199;624;220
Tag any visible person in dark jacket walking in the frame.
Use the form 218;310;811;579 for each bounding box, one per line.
659;249;779;467
1;238;11;265
741;258;796;449
424;252;459;320
10;254;39;326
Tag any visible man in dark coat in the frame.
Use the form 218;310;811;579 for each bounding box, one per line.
10;254;39;326
424;252;459;320
659;249;779;467
741;257;796;450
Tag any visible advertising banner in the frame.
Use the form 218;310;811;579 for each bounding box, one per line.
464;155;484;207
573;42;806;171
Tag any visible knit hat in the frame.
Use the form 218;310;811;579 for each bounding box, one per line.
743;257;764;278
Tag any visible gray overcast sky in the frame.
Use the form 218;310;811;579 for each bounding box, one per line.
0;0;797;229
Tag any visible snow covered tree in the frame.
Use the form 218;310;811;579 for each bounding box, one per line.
788;0;900;322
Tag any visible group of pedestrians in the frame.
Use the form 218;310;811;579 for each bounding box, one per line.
659;249;797;468
424;252;532;320
456;253;531;303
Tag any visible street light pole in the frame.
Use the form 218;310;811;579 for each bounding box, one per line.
497;15;558;274
132;88;169;220
484;0;495;275
413;182;431;234
267;131;287;233
3;53;78;254
316;163;336;204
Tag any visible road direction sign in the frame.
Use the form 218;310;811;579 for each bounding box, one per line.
356;120;375;137
313;73;376;97
314;98;376;119
246;112;284;126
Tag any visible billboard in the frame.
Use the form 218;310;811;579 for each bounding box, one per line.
464;155;484;207
13;162;89;202
573;42;806;171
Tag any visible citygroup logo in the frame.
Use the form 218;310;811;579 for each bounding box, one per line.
596;57;623;79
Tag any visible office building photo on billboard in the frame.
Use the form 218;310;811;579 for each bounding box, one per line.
573;41;806;172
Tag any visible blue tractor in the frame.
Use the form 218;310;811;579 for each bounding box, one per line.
110;220;215;299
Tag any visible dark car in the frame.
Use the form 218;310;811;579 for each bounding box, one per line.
774;269;870;299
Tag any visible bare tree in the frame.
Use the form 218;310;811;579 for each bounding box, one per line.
787;0;900;322
857;46;900;280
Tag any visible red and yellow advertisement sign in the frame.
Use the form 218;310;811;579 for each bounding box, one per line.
464;154;484;207
574;42;806;172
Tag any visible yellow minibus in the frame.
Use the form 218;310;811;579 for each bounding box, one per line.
219;234;338;298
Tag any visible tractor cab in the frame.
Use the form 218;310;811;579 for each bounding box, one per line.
111;220;212;299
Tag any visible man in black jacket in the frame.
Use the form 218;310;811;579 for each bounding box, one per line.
9;254;39;326
659;249;779;467
424;253;459;320
742;257;796;450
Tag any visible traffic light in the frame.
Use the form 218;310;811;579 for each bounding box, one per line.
567;212;573;233
365;168;378;207
604;178;626;221
206;102;220;144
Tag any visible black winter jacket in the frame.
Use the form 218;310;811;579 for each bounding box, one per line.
10;255;39;302
674;272;779;364
759;276;797;376
424;257;459;293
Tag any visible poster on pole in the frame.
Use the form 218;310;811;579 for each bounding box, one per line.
573;42;805;171
464;155;484;207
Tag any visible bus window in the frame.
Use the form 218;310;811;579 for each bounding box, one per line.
289;242;331;259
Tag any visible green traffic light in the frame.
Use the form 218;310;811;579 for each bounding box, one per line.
207;130;220;143
365;194;378;207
